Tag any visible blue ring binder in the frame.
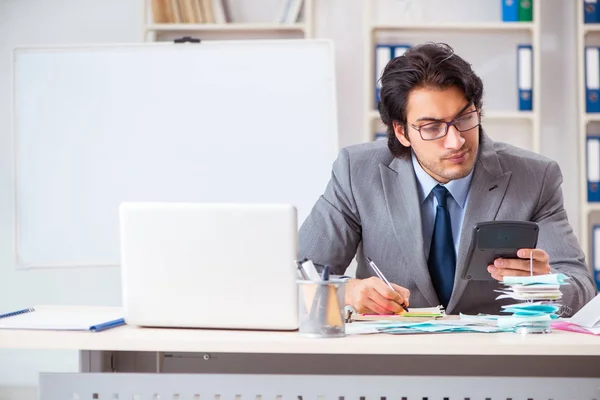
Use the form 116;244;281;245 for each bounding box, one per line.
90;318;125;332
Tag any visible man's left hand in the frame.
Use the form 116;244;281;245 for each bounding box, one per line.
487;248;551;281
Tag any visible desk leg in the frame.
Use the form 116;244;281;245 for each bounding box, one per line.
79;351;114;372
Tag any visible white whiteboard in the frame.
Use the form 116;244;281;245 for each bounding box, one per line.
13;40;338;268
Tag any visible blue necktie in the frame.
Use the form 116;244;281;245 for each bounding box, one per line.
428;185;456;308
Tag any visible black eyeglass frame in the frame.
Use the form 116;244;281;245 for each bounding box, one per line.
406;109;482;141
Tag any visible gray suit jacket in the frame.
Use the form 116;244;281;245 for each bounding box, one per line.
299;133;597;315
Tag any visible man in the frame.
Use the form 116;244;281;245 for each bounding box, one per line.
298;42;596;316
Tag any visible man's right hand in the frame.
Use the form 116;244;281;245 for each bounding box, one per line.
345;277;410;315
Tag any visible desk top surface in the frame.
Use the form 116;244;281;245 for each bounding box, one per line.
1;306;599;356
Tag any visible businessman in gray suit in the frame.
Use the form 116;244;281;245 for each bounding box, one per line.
299;43;596;316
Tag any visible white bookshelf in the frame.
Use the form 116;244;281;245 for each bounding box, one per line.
372;22;536;32
578;1;599;267
143;0;314;42
363;1;542;154
146;23;308;33
367;109;535;122
583;23;600;33
586;114;600;123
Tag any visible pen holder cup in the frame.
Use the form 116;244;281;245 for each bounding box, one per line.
297;279;346;338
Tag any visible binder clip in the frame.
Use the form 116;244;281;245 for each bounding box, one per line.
174;36;201;44
344;305;355;323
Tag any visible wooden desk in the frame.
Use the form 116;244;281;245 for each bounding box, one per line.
3;306;600;400
1;306;600;377
1;321;600;356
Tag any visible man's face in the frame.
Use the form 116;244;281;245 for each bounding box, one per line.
395;86;480;184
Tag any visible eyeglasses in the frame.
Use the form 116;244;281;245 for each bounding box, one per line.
408;109;481;141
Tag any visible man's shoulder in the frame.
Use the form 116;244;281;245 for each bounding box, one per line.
341;140;396;166
491;141;557;172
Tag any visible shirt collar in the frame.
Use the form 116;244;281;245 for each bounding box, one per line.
411;150;474;208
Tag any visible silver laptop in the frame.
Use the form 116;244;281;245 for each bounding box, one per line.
119;202;299;330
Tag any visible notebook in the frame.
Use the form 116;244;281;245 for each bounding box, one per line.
355;306;445;321
0;305;124;332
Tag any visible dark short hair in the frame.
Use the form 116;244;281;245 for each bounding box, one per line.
378;42;484;157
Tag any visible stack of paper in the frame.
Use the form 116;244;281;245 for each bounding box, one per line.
457;275;570;331
496;273;569;301
355;306;445;321
345;319;508;335
497;302;560;329
493;274;569;331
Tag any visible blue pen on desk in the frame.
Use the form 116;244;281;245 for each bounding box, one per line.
366;257;409;313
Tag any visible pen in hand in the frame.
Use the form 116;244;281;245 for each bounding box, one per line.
366;257;410;313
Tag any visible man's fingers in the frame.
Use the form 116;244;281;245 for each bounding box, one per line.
363;279;403;313
493;258;550;274
493;258;530;271
370;278;403;301
488;265;541;278
352;277;410;314
517;248;549;263
369;291;403;314
368;276;392;294
491;271;529;280
391;283;410;307
362;297;395;315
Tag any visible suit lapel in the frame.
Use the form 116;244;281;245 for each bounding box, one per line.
380;154;439;306
446;133;512;313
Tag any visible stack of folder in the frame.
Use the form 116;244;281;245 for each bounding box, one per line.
585;47;600;113
517;44;533;111
502;0;533;22
374;44;410;108
584;0;600;23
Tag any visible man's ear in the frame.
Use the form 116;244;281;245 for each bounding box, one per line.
393;121;411;147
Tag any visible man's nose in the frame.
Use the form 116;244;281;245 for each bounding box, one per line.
444;125;465;149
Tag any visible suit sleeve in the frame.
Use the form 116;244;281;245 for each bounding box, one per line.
298;148;362;275
532;161;597;314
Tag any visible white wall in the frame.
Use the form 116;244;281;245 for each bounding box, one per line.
0;0;580;396
0;0;142;393
539;0;579;235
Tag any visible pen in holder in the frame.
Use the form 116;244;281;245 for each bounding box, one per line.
297;266;346;338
